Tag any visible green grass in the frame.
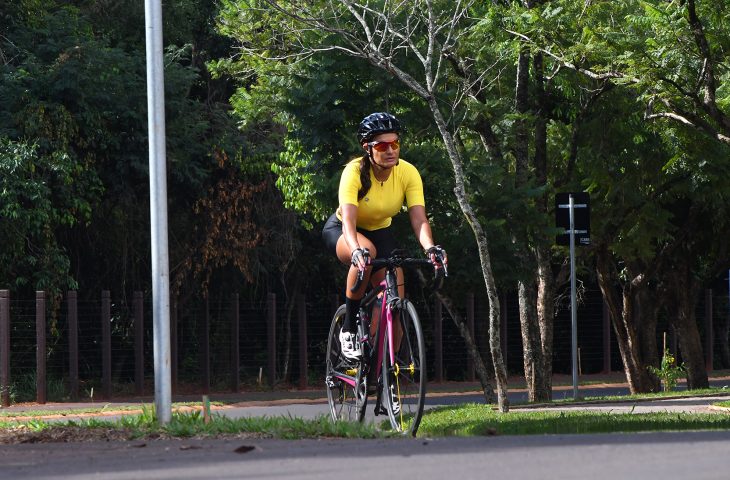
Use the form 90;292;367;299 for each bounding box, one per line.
544;387;730;406
715;401;730;408
417;403;730;437
0;409;384;441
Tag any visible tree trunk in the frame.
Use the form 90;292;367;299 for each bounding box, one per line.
518;280;550;401
596;246;659;393
426;96;510;412
513;45;551;402
536;246;554;396
665;256;710;389
533;51;554;400
635;284;661;379
718;308;730;369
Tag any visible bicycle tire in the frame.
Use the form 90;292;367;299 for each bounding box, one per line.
325;304;367;423
381;299;426;436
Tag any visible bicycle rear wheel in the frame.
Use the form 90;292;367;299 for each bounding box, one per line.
325;305;367;423
381;299;426;436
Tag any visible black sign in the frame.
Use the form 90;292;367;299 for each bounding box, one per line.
555;192;590;246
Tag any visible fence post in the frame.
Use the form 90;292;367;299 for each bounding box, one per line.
466;293;475;382
433;297;443;383
230;293;240;393
297;294;308;390
101;290;112;399
201;297;210;394
170;297;178;395
1;290;10;407
705;289;713;371
67;291;79;400
134;291;144;396
602;299;611;374
36;291;47;404
267;293;277;388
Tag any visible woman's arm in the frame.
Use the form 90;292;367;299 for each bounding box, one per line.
409;205;447;267
408;205;435;251
341;204;360;252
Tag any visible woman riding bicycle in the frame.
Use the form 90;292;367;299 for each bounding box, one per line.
322;112;447;361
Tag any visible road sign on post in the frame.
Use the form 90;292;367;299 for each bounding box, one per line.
555;192;591;399
556;192;590;246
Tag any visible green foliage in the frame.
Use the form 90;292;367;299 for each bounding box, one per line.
0;138;96;292
4;372;68;403
1;412;385;440
648;348;686;392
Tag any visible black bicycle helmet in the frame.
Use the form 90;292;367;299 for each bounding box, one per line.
357;112;401;144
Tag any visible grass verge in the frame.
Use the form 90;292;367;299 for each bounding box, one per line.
543;387;730;407
418;403;730;437
0;409;383;444
715;401;730;408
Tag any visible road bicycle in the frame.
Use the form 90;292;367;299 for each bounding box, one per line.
325;249;446;436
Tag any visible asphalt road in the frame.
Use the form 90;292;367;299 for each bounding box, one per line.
3;431;730;480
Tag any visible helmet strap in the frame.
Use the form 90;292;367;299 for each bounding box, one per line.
367;146;388;171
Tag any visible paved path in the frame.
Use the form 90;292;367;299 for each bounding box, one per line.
3;431;730;480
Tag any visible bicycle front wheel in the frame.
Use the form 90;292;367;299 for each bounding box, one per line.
325;305;367;423
382;299;426;436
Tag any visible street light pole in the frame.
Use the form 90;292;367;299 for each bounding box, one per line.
144;0;171;424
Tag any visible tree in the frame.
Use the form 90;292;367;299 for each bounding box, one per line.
500;0;730;392
217;0;511;410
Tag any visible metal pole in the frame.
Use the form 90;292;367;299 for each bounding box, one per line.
101;290;112;399
145;0;171;424
231;293;240;393
570;194;579;399
36;291;47;404
433;297;443;383
297;294;308;390
134;291;145;396
67;291;79;400
0;290;8;407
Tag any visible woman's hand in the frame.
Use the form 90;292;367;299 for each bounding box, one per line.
351;247;371;270
425;245;448;274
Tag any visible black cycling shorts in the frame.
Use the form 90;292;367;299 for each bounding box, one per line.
321;213;398;260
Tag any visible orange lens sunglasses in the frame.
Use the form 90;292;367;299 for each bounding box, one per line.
368;139;400;152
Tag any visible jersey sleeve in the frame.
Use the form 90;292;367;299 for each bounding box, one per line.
338;160;361;206
404;162;425;208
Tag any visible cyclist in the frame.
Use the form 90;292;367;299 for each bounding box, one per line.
322;112;447;362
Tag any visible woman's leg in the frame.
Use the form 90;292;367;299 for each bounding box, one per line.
336;233;377;334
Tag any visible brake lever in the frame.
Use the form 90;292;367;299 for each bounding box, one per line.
435;253;448;278
350;267;365;293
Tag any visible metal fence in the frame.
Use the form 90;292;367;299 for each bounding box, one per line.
0;287;726;406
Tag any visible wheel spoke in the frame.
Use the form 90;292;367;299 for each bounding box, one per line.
382;300;426;436
326;305;367;423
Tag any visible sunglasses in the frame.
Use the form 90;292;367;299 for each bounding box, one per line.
368;139;400;152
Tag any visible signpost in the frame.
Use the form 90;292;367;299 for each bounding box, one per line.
556;192;590;399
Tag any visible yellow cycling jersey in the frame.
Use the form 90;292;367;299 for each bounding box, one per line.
337;158;425;231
